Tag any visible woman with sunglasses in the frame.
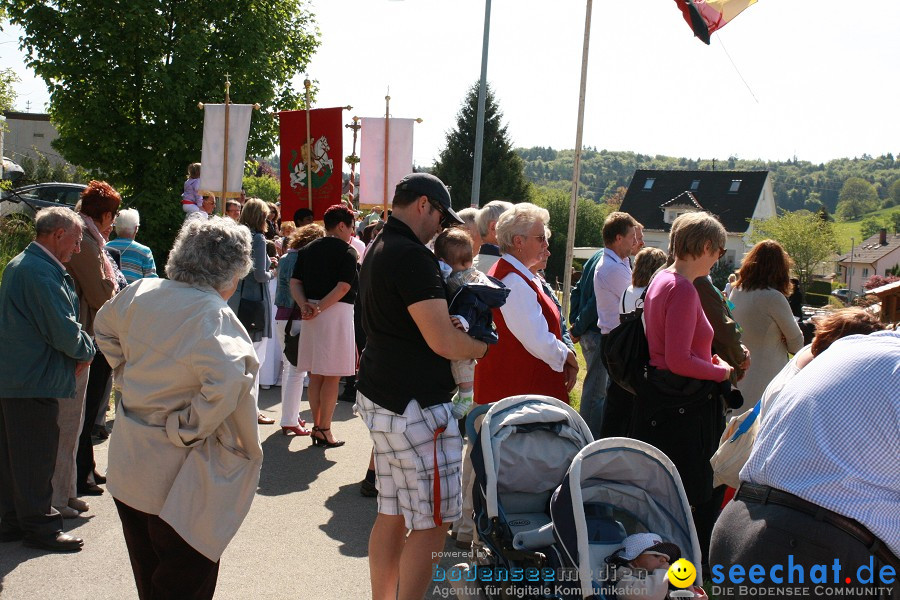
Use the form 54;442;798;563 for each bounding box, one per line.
728;239;804;413
473;203;578;405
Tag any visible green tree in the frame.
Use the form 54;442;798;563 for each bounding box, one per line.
888;179;900;208
860;217;885;240
532;185;609;283
835;177;878;220
890;210;900;234
432;82;530;211
5;0;319;261
242;174;280;205
750;211;839;288
0;68;18;113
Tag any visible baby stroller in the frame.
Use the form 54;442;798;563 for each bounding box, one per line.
550;438;703;600
467;394;594;599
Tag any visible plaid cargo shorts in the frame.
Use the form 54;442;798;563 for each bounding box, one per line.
355;392;463;530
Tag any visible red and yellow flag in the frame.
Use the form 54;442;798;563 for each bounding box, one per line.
674;0;757;44
279;107;344;221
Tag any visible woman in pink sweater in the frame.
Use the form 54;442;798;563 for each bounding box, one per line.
638;211;735;567
644;213;733;383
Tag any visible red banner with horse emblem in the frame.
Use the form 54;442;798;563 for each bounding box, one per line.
279;108;343;222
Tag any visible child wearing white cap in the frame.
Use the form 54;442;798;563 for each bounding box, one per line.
609;532;681;599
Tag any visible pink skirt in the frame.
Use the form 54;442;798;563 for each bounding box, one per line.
296;301;356;376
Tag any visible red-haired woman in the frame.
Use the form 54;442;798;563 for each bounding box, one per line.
728;240;804;412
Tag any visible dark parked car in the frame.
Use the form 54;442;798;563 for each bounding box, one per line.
831;288;859;305
0;182;85;221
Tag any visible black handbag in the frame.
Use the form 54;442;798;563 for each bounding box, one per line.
283;316;299;367
236;281;267;333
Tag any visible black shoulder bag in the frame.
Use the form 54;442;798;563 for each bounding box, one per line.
602;288;650;395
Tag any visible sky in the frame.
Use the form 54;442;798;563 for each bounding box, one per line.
3;0;900;169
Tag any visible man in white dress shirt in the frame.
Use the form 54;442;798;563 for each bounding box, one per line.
581;211;637;437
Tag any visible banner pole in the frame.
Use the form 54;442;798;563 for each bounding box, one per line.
383;93;390;224
221;75;231;215
345;115;361;209
561;0;593;320
304;79;313;212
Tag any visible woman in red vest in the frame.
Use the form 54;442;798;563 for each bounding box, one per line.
473;203;579;405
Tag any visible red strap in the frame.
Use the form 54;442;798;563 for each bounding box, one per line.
432;425;447;526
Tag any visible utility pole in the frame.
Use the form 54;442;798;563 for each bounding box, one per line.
470;0;492;208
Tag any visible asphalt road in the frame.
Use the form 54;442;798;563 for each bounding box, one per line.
0;386;466;600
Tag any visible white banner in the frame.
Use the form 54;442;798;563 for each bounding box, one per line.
359;117;415;206
199;104;254;197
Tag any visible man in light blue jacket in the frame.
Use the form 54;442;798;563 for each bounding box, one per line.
0;207;95;552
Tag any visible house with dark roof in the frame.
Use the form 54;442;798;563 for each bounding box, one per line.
619;169;776;266
837;229;900;293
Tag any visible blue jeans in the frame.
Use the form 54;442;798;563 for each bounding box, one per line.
578;329;608;438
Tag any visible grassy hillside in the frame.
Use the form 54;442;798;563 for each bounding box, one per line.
832;205;900;254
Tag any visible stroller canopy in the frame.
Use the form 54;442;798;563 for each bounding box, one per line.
551;437;703;599
475;395;594;522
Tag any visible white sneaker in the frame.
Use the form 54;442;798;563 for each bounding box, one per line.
68;498;90;512
54;505;80;519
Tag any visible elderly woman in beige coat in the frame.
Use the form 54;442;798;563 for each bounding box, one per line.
94;217;263;600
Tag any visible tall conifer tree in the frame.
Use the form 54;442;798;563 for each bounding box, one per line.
432;82;530;210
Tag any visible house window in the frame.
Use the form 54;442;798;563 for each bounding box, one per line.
643;178;655;190
862;268;869;278
729;180;741;193
664;209;687;223
690;179;700;190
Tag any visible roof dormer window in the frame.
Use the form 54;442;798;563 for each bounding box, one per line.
729;180;741;193
690;180;700;190
643;178;655;190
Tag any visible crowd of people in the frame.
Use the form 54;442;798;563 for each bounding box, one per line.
0;168;896;600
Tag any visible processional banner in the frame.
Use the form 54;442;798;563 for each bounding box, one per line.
279;107;344;221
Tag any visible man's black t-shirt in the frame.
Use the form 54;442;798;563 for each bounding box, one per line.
292;237;358;304
357;217;455;414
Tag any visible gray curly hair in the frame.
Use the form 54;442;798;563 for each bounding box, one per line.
165;217;252;292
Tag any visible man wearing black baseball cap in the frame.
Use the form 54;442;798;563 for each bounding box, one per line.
356;172;486;600
395;172;464;230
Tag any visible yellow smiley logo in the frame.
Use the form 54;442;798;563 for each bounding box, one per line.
667;558;697;588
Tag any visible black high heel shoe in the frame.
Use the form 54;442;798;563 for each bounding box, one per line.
311;426;345;448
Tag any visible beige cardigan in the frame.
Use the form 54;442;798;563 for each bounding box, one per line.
729;286;805;412
94;278;262;562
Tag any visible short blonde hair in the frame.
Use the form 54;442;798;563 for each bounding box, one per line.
496;203;550;253
288;223;325;250
670;212;726;260
239;198;269;233
632;247;667;288
280;221;297;237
